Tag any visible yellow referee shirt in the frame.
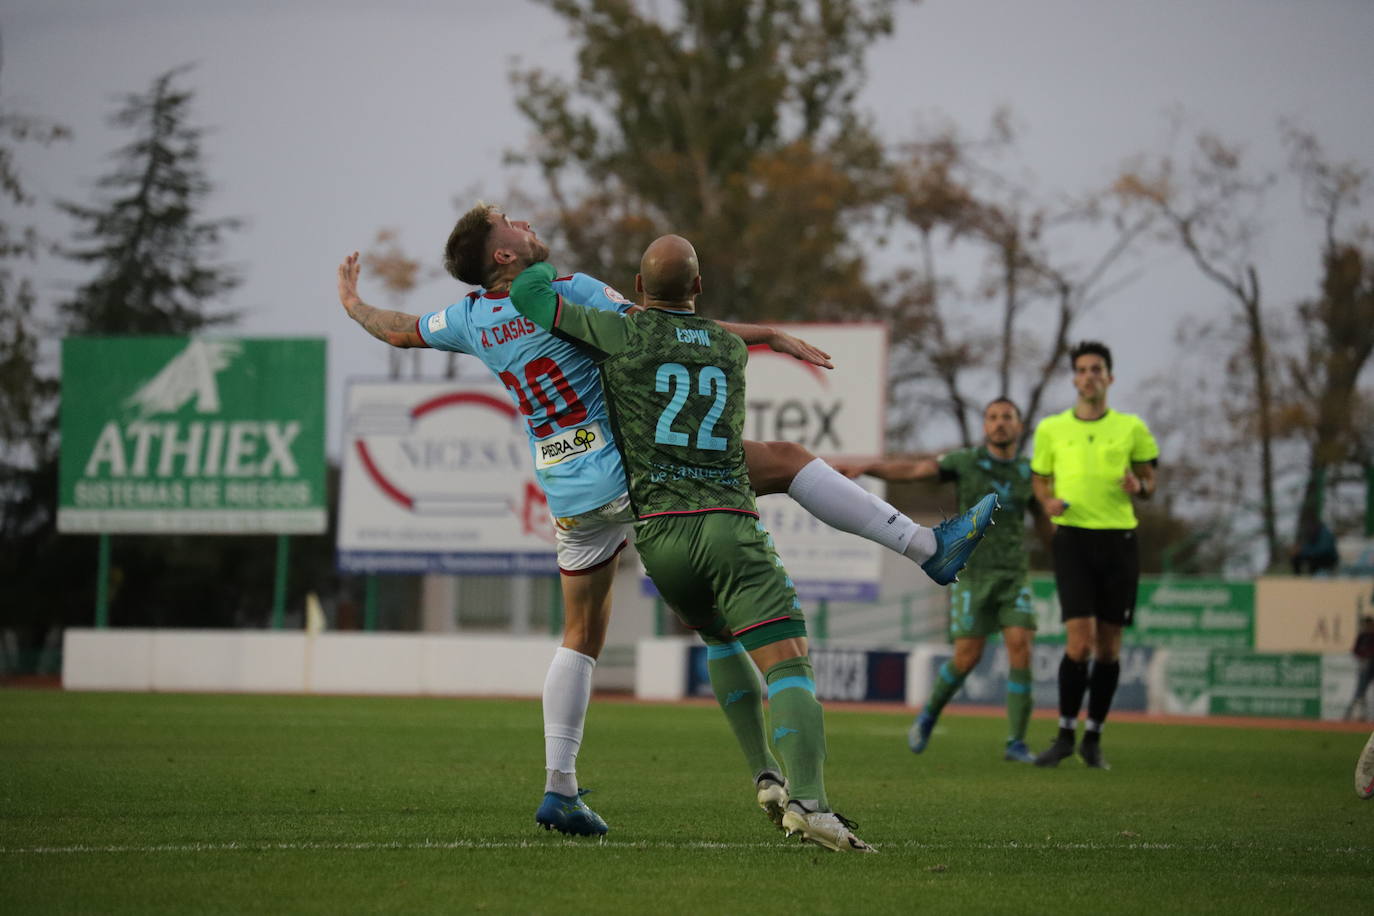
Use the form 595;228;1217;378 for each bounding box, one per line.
1030;408;1159;530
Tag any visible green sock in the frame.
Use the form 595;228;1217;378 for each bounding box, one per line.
706;641;779;779
1007;667;1033;743
764;657;828;810
925;659;969;718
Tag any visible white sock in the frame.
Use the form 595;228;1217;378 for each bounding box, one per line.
543;646;595;796
903;528;937;564
787;458;934;561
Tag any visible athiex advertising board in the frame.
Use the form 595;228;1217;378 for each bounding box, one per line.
57;338;327;534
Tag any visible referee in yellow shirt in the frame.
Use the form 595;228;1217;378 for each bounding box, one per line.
1030;341;1159;769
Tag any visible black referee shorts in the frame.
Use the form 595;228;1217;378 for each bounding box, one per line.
1051;525;1140;626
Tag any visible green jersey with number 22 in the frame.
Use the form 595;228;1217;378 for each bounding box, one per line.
508;262;755;520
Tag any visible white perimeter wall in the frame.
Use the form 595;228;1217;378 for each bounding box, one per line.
62;629;561;697
63;631;1364;722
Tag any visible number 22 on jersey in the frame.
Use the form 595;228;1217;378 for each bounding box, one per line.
653;362;727;451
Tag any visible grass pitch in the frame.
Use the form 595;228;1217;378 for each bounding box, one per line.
1;691;1369;915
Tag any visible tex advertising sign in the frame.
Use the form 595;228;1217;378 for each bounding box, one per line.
337;380;559;575
57;337;326;534
747;323;889;601
1030;575;1254;648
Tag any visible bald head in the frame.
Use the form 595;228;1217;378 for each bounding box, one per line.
637;234;701;308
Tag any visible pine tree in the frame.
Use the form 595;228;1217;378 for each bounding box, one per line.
0;49;72;672
4;65;248;665
0;46;68;483
57;65;240;334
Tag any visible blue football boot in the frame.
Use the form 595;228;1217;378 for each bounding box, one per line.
535;787;608;836
907;711;936;754
1003;739;1036;764
921;493;999;586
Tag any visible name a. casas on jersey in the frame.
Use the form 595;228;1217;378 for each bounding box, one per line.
480;317;539;349
534;421;607;469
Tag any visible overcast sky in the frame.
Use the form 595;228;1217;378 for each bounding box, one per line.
4;0;1372;456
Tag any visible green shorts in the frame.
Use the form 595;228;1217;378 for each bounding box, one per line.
948;570;1037;641
634;511;806;651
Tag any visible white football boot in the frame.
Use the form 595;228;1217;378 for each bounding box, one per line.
755;771;789;832
1356;730;1374;800
781;801;877;853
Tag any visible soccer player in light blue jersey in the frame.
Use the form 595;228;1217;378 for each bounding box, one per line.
337;202;967;836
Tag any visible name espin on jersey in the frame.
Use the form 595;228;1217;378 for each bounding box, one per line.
675;327;711;347
481;317;538;349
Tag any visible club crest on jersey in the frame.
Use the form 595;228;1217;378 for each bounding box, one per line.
603;286;631;305
534;421;606;469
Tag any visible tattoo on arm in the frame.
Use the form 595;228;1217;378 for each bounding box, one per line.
350;299;425;348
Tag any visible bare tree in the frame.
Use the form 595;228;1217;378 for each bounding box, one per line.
1276;127;1374;545
885;114;1152;452
1115;128;1283;567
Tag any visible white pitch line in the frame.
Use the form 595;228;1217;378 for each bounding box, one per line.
1;840;1369;856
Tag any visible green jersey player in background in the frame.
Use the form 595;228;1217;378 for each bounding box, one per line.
838;398;1054;762
511;235;997;851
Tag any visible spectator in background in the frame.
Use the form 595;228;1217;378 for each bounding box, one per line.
1290;517;1339;576
1345;614;1374;721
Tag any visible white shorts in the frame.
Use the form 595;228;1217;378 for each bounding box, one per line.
554;492;635;575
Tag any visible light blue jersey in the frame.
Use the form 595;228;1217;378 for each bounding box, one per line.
418;272;632;517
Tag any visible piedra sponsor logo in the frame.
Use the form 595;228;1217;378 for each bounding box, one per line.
534;422;605;469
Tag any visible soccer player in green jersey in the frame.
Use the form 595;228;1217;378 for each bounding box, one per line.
837;398;1055;763
509;235;996;851
341;205;969;837
1030;341;1159;770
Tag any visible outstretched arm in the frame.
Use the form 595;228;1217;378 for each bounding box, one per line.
337;252;427;348
830;456;941;481
716;322;834;370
